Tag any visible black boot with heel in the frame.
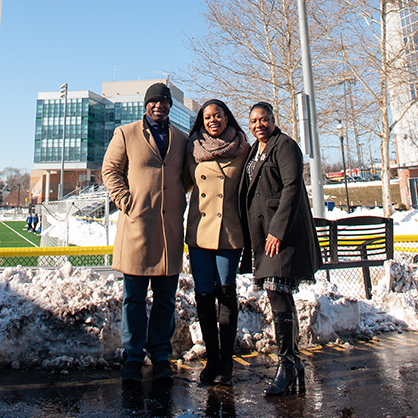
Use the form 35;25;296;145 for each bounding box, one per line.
213;284;238;386
292;305;306;393
195;292;220;383
264;310;297;397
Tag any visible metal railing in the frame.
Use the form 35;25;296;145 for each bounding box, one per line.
0;237;417;300
0;246;113;268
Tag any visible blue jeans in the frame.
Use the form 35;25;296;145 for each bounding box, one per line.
189;247;242;295
121;274;178;364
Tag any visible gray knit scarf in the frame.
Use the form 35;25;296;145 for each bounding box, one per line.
188;126;246;163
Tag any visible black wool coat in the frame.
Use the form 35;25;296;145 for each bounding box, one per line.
239;128;323;280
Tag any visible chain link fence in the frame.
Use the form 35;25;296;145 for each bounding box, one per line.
314;266;384;300
1;244;415;300
0;247;113;268
393;236;418;264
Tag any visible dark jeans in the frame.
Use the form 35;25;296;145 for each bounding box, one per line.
189;247;242;295
122;274;179;364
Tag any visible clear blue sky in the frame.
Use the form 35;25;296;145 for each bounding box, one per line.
0;0;205;172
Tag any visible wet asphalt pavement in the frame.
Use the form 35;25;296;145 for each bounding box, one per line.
0;331;418;417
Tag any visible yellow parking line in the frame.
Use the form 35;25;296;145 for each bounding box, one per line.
299;350;314;356
233;357;251;366
331;346;346;352
176;363;195;370
360;342;376;347
268;353;279;362
386;336;415;346
309;345;323;351
242;352;258;358
375;342;396;348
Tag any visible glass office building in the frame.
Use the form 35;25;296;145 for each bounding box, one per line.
31;80;197;202
34;85;196;167
34;95;106;165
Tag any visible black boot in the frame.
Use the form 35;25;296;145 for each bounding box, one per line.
292;305;306;393
213;284;238;386
195;292;220;383
264;311;297;397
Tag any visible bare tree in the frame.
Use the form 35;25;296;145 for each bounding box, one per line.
176;0;309;139
175;0;374;165
315;0;418;216
0;167;30;193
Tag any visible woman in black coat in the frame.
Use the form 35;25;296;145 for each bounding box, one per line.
240;102;322;397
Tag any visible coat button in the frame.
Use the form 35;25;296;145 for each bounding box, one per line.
256;191;260;196
201;212;206;217
162;210;166;214
163;186;167;190
218;194;223;198
258;214;264;219
218;175;225;180
217;213;222;217
201;193;206;198
201;175;206;180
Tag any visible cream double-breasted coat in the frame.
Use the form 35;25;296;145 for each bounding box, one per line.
185;142;250;250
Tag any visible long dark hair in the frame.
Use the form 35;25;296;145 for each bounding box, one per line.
189;99;244;136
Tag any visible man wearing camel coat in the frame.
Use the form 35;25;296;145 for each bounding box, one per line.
102;83;188;382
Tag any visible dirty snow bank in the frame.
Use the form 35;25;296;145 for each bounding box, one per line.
1;259;417;371
361;260;418;333
0;263;122;369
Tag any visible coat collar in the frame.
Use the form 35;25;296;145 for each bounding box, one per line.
196;155;239;175
247;127;282;191
142;115;172;162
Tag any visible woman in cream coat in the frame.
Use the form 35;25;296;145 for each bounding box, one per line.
185;99;250;386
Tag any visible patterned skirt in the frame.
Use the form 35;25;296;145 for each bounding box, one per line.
253;276;316;294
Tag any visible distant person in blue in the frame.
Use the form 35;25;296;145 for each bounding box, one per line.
26;214;33;232
32;213;39;232
36;214;42;234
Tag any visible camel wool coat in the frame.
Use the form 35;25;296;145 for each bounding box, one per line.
185;142;250;250
102;116;188;276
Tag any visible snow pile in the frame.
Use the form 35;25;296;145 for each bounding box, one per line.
296;279;360;346
362;259;418;332
1;259;418;371
0;263;123;369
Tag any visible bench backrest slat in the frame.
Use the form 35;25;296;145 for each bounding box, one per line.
314;216;393;268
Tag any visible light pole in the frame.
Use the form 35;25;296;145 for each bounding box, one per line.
59;83;68;200
359;143;364;173
337;121;350;213
297;0;325;218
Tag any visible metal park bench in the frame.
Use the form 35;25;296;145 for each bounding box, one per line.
314;216;394;299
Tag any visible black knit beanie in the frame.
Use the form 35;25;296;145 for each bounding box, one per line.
144;83;173;107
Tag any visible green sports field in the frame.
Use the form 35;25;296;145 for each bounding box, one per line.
0;221;41;248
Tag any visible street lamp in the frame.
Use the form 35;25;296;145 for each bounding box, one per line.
59;83;68;200
337;121;350;213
